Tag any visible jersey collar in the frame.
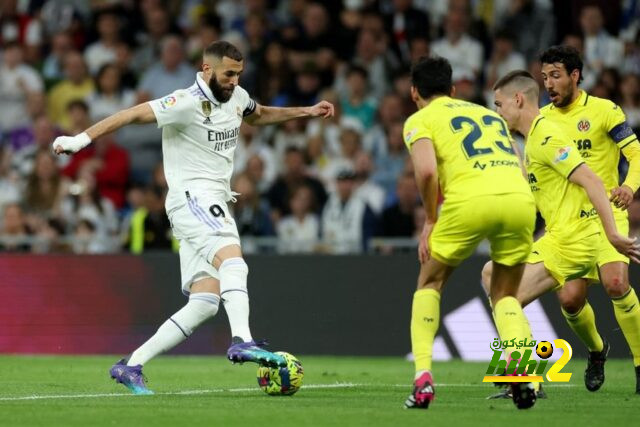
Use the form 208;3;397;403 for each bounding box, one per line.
195;72;221;106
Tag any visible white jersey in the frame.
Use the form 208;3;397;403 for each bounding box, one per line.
149;72;256;212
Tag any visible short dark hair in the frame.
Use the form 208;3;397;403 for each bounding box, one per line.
411;56;452;99
539;45;584;84
67;99;89;113
493;70;535;91
493;70;539;101
204;40;243;62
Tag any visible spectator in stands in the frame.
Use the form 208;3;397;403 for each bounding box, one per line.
503;0;555;63
384;0;430;63
84;9;121;75
234;123;277;188
72;218;111;254
321;168;377;253
0;42;44;133
62;135;130;209
339;64;378;130
113;42;138;89
241;12;271;95
561;33;597;91
11;115;63;177
86;63;136;123
306;89;342;159
277;184;319;253
272;119;308;172
363;93;404;163
59;165;119;239
373;121;407;195
0;146;21;213
0;203;32;252
580;4;624;74
267;147;327;221
409;36;430;64
287;2;338;81
350;29;394;99
245;154;270;196
379;173;419;237
231;174;274;237
256;41;293;104
484;29;526;101
42;31;74;83
126;186;175;254
137;35;194;102
31;218;69;254
132;7;175;73
47;51;94;130
431;4;483;82
353;151;386;215
24;150;65;219
65;99;92;136
319;126;363;185
620;74;640;131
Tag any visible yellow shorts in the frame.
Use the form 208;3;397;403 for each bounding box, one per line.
526;230;600;288
429;193;535;267
582;208;629;281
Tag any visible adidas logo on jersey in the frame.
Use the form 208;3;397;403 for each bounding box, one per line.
203;117;212;125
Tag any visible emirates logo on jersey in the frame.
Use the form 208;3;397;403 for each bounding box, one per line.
577;119;590;132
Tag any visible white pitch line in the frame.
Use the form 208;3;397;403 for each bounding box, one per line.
0;383;359;402
0;382;576;402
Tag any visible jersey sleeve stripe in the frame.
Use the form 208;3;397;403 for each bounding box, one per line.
619;137;639;149
566;161;585;179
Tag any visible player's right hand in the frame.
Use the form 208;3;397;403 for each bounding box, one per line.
609;232;640;263
418;221;435;264
52;132;92;155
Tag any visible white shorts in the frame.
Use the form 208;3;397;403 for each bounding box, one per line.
168;190;240;295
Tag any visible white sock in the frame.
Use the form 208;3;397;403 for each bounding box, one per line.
127;293;219;366
219;258;253;342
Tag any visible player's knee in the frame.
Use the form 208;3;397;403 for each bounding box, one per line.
558;291;585;315
481;261;493;295
602;274;629;298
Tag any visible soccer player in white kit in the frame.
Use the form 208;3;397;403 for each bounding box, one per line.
53;41;334;394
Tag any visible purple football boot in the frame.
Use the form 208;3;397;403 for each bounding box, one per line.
227;337;287;368
109;359;154;395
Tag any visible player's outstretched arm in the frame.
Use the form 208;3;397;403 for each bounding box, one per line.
569;164;640;262
243;101;334;126
410;138;439;264
53;103;156;155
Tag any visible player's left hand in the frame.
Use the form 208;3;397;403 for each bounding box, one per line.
418;221;435;264
307;101;335;119
610;185;634;210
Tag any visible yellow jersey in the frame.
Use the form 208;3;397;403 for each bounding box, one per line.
403;96;531;203
525;115;599;240
540;90;639;193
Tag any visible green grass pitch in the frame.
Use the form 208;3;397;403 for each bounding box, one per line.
0;355;637;426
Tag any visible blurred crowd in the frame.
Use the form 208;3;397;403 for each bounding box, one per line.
0;0;639;254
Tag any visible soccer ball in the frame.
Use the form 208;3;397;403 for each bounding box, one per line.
257;352;304;396
536;341;554;359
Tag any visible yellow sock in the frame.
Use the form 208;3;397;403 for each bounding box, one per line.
493;296;532;356
562;302;603;352
612;287;640;366
411;288;440;372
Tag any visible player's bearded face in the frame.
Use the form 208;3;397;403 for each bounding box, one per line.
542;63;575;108
209;73;234;102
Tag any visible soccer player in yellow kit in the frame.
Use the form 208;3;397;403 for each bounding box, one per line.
485;70;639;401
403;57;538;410
539;46;640;394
